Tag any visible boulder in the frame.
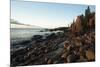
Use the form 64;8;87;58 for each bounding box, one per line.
46;33;56;39
31;35;43;40
75;37;82;47
86;49;95;61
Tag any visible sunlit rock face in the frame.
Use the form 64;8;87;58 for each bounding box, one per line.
70;12;95;33
70;16;82;33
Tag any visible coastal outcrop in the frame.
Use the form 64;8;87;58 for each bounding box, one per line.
11;6;95;66
71;16;83;33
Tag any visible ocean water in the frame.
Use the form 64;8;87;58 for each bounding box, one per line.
10;28;61;44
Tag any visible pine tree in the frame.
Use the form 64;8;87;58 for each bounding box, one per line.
85;6;90;17
83;6;91;32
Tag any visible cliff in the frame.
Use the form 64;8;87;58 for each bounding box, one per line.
70;16;83;33
70;12;95;34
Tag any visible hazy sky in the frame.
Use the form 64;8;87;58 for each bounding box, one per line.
11;0;95;28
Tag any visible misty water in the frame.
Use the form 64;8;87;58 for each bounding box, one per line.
11;28;61;44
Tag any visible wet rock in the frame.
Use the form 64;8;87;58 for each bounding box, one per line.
19;40;31;46
33;35;43;39
46;33;56;39
11;47;27;59
31;35;43;42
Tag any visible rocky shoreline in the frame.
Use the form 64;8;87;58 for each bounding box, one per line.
11;6;95;66
11;29;95;66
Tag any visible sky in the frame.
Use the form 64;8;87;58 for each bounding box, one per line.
11;0;95;28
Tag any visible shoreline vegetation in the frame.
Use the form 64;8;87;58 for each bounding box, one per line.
11;6;95;66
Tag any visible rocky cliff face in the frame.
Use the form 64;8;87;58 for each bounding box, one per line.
11;7;95;66
70;12;95;34
70;16;82;33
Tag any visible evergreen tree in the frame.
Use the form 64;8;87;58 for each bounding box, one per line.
83;6;91;32
85;6;90;17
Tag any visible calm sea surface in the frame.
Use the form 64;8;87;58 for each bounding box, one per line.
10;28;61;44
